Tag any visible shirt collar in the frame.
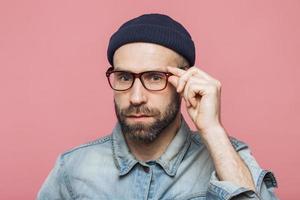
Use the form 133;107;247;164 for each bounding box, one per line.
111;122;138;176
112;115;192;177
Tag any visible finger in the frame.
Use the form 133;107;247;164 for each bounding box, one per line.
168;75;191;107
167;66;208;81
168;65;216;80
184;79;206;108
176;68;200;93
186;66;218;82
167;66;192;92
182;88;191;108
168;75;190;107
183;77;195;106
186;82;204;108
183;82;193;108
168;75;179;88
183;77;200;107
176;66;209;93
193;67;216;81
166;66;186;77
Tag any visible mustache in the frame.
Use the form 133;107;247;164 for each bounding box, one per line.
120;104;160;116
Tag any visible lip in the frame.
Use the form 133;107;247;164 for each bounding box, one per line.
126;115;153;122
127;115;151;118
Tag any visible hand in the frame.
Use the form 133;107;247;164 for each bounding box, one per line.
167;66;223;132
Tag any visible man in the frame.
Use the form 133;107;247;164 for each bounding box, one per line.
37;13;278;199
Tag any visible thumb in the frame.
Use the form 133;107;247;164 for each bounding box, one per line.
168;75;179;88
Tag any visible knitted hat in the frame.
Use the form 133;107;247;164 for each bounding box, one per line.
107;13;195;66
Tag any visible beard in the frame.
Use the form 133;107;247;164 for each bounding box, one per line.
114;92;181;143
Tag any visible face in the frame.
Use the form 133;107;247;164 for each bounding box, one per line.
112;42;186;143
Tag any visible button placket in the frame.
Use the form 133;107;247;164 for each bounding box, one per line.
143;166;150;173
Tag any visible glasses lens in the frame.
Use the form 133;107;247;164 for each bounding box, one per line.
142;72;167;90
109;71;133;90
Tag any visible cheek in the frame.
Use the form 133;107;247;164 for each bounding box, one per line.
149;88;175;108
114;92;130;108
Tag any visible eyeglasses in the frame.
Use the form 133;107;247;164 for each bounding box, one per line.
106;67;173;91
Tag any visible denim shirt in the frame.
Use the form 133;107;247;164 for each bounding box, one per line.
37;118;278;200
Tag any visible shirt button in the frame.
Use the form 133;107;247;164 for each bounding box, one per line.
142;166;150;173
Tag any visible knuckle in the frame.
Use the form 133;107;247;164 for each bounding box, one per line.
190;67;199;73
215;80;222;88
180;75;189;83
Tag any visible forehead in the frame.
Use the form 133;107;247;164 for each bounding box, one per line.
113;42;181;72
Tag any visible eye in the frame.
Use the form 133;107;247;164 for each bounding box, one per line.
144;72;165;82
151;74;162;81
115;72;132;82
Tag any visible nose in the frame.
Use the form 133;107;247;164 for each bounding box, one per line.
129;78;147;105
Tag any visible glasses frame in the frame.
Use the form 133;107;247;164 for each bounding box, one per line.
105;67;174;91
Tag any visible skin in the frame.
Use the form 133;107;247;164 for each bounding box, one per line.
113;42;184;161
113;42;255;191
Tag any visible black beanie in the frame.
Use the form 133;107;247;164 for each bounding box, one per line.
107;13;195;66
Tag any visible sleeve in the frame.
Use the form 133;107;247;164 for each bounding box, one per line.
36;155;73;200
206;141;278;200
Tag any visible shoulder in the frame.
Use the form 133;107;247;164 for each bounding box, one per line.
59;134;113;163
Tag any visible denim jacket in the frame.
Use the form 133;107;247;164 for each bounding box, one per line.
37;118;278;200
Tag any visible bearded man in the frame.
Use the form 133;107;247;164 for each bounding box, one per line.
37;13;278;200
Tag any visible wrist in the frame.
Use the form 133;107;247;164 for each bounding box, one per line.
198;123;225;136
198;124;230;146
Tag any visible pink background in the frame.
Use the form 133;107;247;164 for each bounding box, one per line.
1;0;299;199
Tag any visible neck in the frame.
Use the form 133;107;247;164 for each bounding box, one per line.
125;113;182;162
